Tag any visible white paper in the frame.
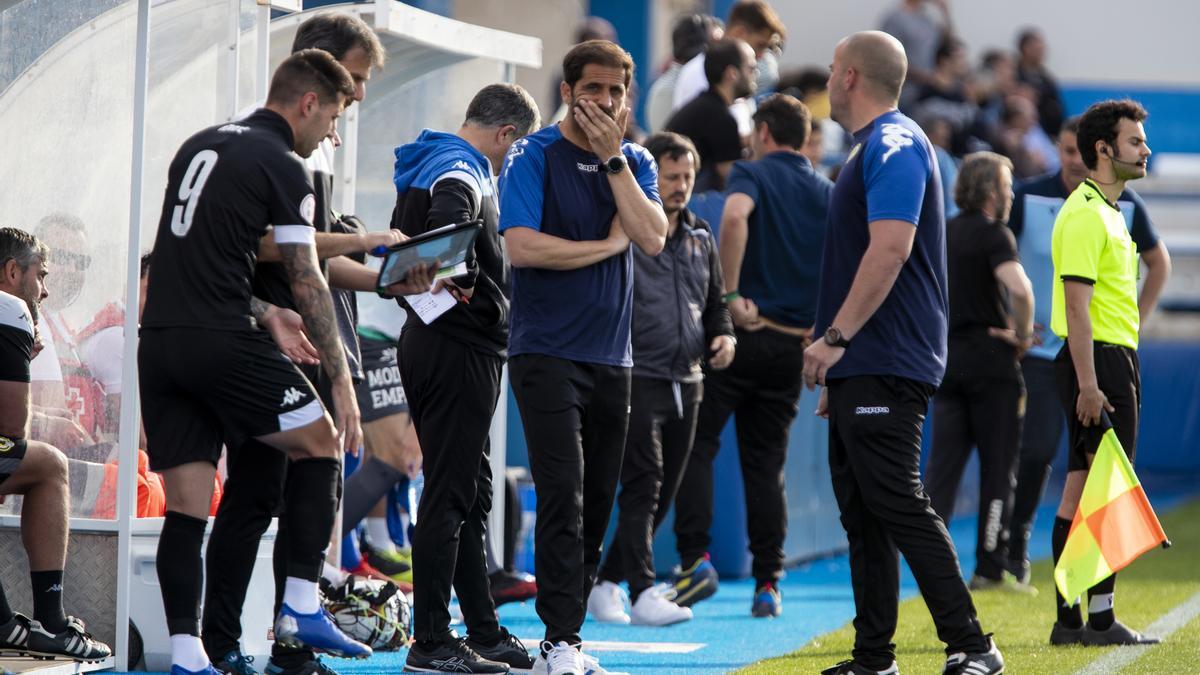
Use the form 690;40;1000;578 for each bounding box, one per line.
404;287;457;325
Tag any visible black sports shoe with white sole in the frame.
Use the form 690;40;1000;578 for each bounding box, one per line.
466;627;533;672
27;617;112;661
941;636;1004;674
0;612;31;655
1081;619;1160;646
404;637;509;673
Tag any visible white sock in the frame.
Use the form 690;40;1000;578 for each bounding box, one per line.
1089;593;1115;614
170;634;210;672
322;561;347;586
283;577;321;614
365;518;396;553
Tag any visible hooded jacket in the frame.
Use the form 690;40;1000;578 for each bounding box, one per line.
391;129;507;356
631;208;733;382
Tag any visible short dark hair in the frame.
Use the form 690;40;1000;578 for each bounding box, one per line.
672;14;718;64
35;212;84;240
1059;114;1082;138
1017;27;1041;51
0;227;47;271
935;38;963;66
728;1;786;39
1076;99;1148;170
752;93;810;149
644;132;701;172
563;40;634;89
267;49;356;106
464;83;541;138
293;13;385;68
704;38;749;87
955;152;1013;213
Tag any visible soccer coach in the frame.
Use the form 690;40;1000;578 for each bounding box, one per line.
804;32;1002;675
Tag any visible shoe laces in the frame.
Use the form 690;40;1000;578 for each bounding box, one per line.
540;641;583;670
495;627;527;653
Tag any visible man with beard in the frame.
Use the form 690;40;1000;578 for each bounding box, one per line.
671;94;830;618
499;39;667;675
1046;99;1162;647
666;38;755;191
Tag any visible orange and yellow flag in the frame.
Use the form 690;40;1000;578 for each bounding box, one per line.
1054;428;1168;602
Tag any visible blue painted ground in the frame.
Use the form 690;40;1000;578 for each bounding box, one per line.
314;477;1194;674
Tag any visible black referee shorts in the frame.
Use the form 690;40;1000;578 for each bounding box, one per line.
139;327;324;471
1054;340;1141;472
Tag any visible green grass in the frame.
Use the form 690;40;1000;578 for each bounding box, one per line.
740;499;1200;675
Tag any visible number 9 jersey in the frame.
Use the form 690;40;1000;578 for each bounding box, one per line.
141;108;316;331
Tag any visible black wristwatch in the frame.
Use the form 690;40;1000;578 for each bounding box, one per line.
823;326;851;349
604;154;628;175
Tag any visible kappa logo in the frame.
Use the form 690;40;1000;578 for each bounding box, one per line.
217;123;250;134
281;387;306;407
45;583;63;592
855;406;890;415
380;346;398;367
452;160;472;171
879;123;915;163
577;162;600;173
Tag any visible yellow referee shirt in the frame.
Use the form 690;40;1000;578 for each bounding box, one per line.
1050;178;1140;349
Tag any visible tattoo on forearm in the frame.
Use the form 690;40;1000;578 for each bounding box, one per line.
278;244;349;382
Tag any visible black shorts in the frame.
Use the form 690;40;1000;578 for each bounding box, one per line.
0;436;28;484
139;327;325;471
354;335;408;423
1055;341;1141;472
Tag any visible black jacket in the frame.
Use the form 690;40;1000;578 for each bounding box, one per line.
631;209;733;382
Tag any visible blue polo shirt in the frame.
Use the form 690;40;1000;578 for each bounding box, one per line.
725;152;832;327
498;124;660;366
814;110;949;386
1008;171;1159;360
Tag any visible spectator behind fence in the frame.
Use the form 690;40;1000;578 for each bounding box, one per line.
879;0;953;110
925;152;1036;595
806;30;1003;675
645;14;722;134
499;39;668;674
666;38;755;192
1016;28;1064;138
590;132;734;628
673;94;830;619
1004;114;1171;588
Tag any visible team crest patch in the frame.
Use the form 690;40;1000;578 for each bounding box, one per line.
0;437;13;453
299;193;316;225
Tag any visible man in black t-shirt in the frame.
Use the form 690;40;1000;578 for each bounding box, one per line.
665;38;755;192
924;152;1035;592
140;50;371;674
0;228;110;662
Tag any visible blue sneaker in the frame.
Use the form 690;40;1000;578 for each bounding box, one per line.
273;604;372;659
212;649;257;675
752;582;782;618
170;666;222;675
670;554;719;607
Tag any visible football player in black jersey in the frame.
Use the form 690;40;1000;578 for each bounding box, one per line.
139;50;371;675
0;227;111;662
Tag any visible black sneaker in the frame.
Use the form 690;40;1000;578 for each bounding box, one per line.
941;636;1004;674
466;627;533;672
821;660;899;674
264;655;338;675
0;612;31;655
213;649;258;675
27;616;112;661
1081;619;1160;646
1049;621;1084;646
404;637;509;673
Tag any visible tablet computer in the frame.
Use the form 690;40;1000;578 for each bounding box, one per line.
375;221;482;292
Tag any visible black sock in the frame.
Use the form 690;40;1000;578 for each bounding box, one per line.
29;571;67;633
285;458;339;582
1051;516;1083;629
1087;573;1117;631
0;582;14;624
341;457;404;535
159;511;208;635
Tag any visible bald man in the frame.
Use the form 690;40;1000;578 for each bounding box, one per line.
805;32;1003;675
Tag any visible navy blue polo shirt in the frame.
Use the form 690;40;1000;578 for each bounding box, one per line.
725;152;832;327
814;110;949;386
498;124;660;366
1008;171;1159;361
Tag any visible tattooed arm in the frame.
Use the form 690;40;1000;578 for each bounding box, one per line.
278;242;362;454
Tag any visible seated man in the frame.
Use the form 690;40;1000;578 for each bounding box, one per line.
0;227;111;661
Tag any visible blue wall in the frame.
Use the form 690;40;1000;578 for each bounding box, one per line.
586;1;653;130
1061;85;1200;155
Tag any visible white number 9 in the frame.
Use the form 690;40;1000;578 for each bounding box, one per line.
170;149;219;237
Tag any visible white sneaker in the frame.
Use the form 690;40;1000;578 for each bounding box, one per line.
630;586;693;626
534;641;584;675
586;581;630;624
580;648;629;675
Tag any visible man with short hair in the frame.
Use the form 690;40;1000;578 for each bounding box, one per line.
665;38;755;192
806;31;1002;675
672;0;786;111
924;152;1036;593
1015;28;1064;138
1046;99;1163;647
1003;115;1170;585
499;39;667;675
0;227;111;663
590;132;734;627
645;14;721;134
141;49;370;675
391;82;541;674
671;93;830;618
878;0;952;109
